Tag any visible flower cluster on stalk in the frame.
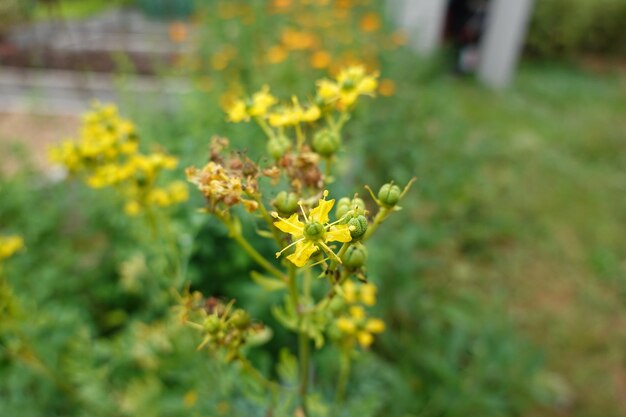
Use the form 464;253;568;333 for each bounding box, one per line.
49;104;188;216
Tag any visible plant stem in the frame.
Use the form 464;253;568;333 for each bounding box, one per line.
224;218;287;281
288;266;309;413
248;191;284;248
362;207;389;241
335;350;351;403
295;124;305;152
255;117;276;140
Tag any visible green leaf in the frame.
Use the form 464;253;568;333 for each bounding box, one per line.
250;271;287;291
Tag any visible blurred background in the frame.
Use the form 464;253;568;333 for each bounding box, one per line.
0;0;625;416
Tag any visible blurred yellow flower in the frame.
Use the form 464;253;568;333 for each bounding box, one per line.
310;50;331;69
360;12;381;32
378;78;396;97
268;97;321;127
0;235;24;261
316;65;379;109
266;45;288;64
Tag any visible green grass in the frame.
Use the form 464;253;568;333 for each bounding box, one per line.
359;60;626;416
32;0;130;20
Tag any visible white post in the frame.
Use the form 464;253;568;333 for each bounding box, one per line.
395;0;448;55
478;0;534;88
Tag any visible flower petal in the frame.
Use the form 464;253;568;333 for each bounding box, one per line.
325;224;352;243
286;240;318;267
274;213;304;237
309;197;334;224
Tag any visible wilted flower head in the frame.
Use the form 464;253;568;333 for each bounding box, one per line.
186;161;258;213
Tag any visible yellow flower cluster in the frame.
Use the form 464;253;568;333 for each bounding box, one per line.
0;235;24;262
336;281;385;348
226;85;278;123
317;65;379;110
50;104;188;216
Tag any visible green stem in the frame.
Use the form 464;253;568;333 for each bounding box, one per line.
240;357;281;397
255;117;276;140
362;207;389;241
224;218;287;281
248;191;284;248
336;350;351;403
295;124;305;152
324;156;334;183
288;266;309;413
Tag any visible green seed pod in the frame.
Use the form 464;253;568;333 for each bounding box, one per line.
267;135;291;159
304;221;325;240
341;244;368;269
230;310;251;329
312;129;340;157
348;215;368;240
336;197;351;220
203;315;221;334
273;191;299;215
352;197;366;215
378;183;401;207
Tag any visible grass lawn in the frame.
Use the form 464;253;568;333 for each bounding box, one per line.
382;61;626;416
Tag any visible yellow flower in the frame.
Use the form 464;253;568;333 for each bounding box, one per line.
365;318;385;333
317;65;379;109
225;86;278;122
249;85;278;117
357;331;373;348
0;235;24;261
378;79;396;97
337;317;356;334
266;45;288;64
124;201;142;216
310;50;331;69
342;280;357;304
360;283;377;306
341;281;377;306
268;97;321;127
226;100;247;122
273;191;351;267
360;12;381;32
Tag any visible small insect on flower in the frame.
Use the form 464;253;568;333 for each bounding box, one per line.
272;191;352;267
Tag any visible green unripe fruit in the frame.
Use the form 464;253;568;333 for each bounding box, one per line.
378;183;401;207
273;191;299;215
341;244;368;269
267;135;291;159
304;222;325;240
230;310;250;329
336;197;351;220
312;129;340;157
352;198;366;215
203;315;221;334
348;215;368;239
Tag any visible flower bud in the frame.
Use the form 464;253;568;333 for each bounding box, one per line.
312;129;340;157
336;197;351;220
348;215;368;240
230;310;251;329
341;244;368;269
273;191;299;215
267;135;290;159
377;183;401;207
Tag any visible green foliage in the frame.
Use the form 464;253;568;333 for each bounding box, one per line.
527;0;626;58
